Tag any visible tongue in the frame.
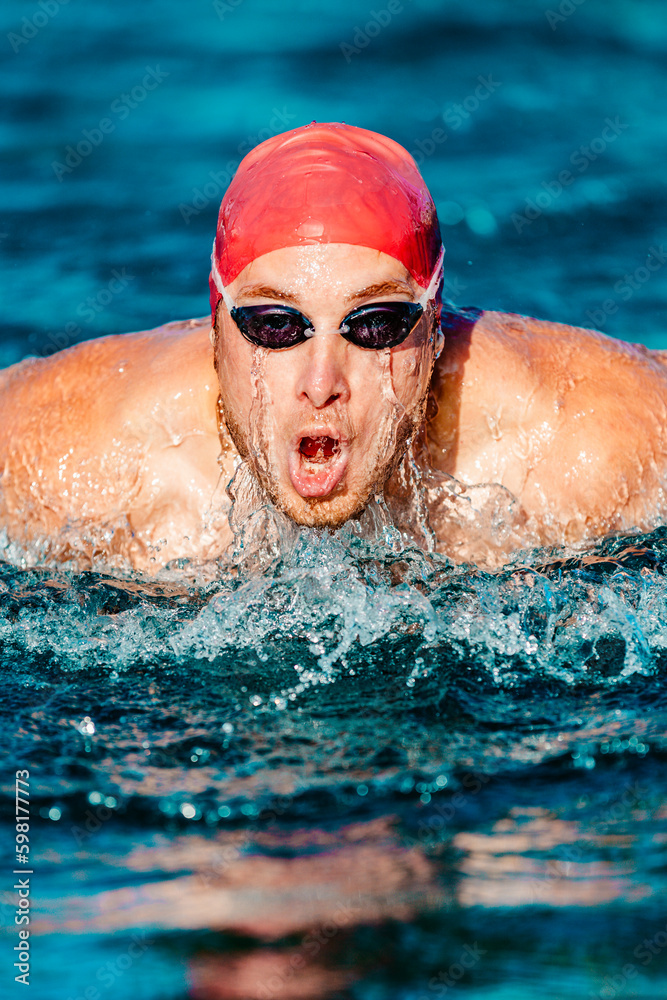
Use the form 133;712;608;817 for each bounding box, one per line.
299;436;338;462
289;436;348;498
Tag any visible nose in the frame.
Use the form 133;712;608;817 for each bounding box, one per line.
295;333;351;409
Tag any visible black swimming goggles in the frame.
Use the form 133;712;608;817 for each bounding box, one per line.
210;246;445;351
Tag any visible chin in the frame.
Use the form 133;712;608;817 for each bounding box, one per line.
258;441;421;532
272;487;374;529
250;463;373;527
218;389;425;530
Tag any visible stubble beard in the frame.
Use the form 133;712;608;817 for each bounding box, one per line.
216;387;430;530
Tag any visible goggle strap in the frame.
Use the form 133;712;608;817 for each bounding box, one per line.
211;240;446;322
210;242;236;315
416;245;446;309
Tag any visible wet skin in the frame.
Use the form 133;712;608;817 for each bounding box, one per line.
1;243;667;570
212;245;439;530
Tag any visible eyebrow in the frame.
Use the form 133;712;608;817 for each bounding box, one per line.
235;284;299;304
346;280;415;304
235;278;416;308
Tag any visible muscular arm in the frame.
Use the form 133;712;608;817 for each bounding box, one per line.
427;308;667;543
3;307;666;569
0;319;230;568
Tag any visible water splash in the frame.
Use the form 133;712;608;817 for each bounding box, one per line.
1;482;665;689
1;384;666;689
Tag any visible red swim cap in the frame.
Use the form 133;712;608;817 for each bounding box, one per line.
209;121;442;320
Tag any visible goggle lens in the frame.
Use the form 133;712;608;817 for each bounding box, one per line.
230;305;309;349
230;301;424;351
343;302;423;349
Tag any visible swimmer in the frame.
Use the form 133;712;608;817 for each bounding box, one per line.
1;121;667;570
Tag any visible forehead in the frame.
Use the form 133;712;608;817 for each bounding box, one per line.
228;243;417;300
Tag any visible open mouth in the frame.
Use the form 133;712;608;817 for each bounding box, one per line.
299;435;340;463
288;431;349;498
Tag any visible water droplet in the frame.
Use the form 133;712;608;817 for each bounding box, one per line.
465;205;498;237
439;201;464;225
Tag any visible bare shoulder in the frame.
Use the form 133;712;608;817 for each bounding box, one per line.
0;317;225;559
428;307;667;538
0;316;217;438
432;305;667;392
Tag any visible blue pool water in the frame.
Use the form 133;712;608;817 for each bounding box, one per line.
2;0;667;998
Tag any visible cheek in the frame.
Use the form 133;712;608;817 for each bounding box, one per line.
216;332;255;416
390;347;431;406
259;357;300;416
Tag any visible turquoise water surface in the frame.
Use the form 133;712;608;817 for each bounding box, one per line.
1;1;667;998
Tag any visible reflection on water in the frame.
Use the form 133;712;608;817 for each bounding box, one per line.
3;0;667;990
1;511;667;998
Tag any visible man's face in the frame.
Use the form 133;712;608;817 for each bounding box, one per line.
214;243;438;527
